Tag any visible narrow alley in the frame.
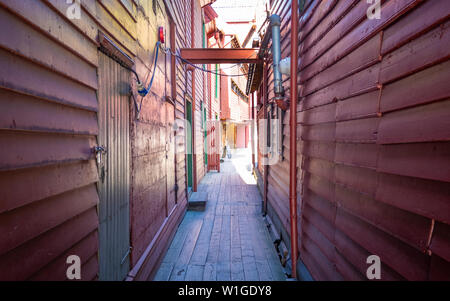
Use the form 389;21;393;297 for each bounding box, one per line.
155;149;286;281
0;0;449;284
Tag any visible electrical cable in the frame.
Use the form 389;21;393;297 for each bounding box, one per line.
131;41;253;118
137;41;161;97
159;44;251;77
176;55;249;77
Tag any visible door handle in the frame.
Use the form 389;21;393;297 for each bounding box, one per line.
95;146;107;165
95;146;107;183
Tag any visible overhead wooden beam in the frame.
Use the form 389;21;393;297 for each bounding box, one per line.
179;48;261;64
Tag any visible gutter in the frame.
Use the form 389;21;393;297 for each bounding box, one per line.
289;0;299;280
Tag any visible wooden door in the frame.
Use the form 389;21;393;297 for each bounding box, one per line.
207;119;221;172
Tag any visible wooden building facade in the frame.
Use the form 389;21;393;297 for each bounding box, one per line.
255;0;450;280
0;0;211;281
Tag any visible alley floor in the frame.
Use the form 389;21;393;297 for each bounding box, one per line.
154;148;287;281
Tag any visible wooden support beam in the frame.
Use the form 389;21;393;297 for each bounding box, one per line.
180;48;261;64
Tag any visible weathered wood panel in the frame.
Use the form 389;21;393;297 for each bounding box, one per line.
264;0;450;281
0;0;204;280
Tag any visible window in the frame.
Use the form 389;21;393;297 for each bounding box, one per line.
231;79;249;103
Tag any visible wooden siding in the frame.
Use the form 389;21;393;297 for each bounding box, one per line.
193;0;207;185
0;0;99;280
264;0;450;280
0;0;206;280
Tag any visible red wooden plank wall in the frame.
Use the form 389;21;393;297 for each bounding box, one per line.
0;0;100;280
266;0;450;280
0;0;204;281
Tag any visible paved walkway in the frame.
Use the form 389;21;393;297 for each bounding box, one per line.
154;148;286;281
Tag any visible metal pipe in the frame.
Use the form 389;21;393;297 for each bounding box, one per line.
270;15;284;99
251;92;256;170
191;0;197;193
289;0;299;280
263;64;269;215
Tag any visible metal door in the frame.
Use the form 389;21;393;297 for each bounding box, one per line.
186;99;193;190
164;17;176;212
97;52;131;281
165;101;176;213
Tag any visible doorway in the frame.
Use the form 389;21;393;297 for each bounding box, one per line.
97;51;131;281
186;97;194;193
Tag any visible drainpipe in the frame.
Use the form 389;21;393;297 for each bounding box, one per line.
191;0;197;192
251;92;255;170
289;0;299;280
263;64;269;215
270;15;284;102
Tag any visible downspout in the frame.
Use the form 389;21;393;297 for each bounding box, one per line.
289;0;299;280
207;40;212;120
270;15;285;104
191;0;198;192
251;92;256;170
263;64;269;215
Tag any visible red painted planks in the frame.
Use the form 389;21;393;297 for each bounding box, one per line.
300;123;336;142
303;157;335;183
0;131;96;171
0;208;98;281
377;142;450;183
29;230;99;281
334;228;405;281
268;0;450;281
0;88;98;135
0;160;98;214
336;184;430;252
336;90;379;122
335;208;430;281
335;164;378;197
380;60;450;113
302;32;381;90
429;222;450;262
381;0;450;55
298;102;336;125
304;173;335;205
300;140;336;162
380;20;450;84
0;184;99;256
335;143;378;169
300;63;379;111
336;117;379;143
0;8;98;90
0;48;97;112
376;173;450;225
428;255;450;281
303;189;337;224
378;100;450;144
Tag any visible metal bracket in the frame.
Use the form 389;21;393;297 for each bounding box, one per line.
121;246;132;265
